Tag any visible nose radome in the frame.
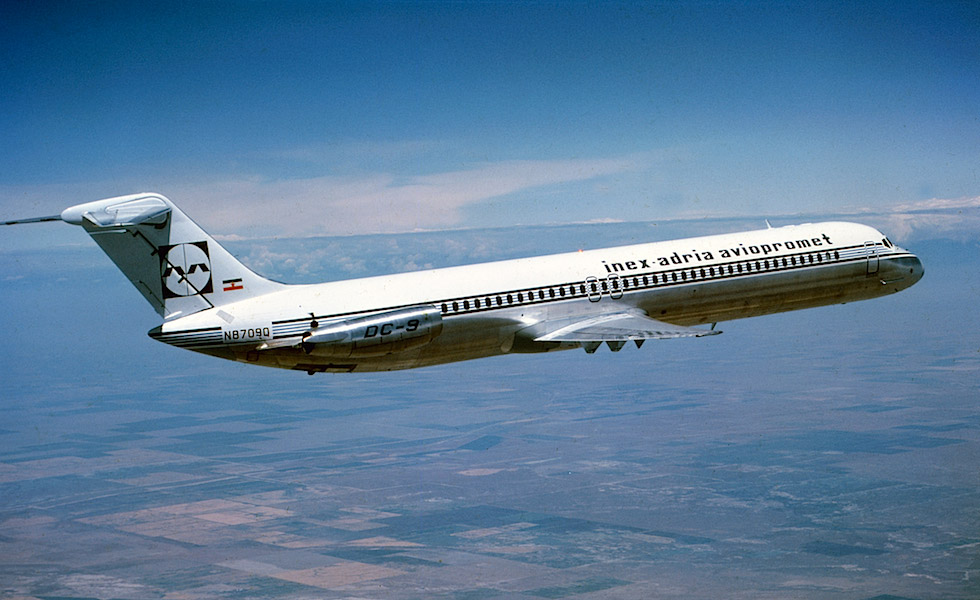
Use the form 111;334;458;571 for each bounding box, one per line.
909;255;924;284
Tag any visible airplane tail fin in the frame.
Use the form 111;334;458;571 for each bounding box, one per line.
56;193;284;319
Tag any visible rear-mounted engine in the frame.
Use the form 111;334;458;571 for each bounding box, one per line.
301;305;443;358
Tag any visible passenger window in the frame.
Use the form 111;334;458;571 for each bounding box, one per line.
452;301;459;311
442;303;447;313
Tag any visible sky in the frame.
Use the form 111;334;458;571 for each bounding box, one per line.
1;1;978;242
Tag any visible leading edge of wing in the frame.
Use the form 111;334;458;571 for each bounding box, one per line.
533;310;721;342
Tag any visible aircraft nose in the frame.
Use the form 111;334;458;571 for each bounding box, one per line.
901;254;924;287
909;255;924;283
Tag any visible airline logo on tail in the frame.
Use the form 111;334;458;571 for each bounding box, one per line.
161;241;213;298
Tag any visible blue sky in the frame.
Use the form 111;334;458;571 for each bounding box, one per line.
1;1;978;241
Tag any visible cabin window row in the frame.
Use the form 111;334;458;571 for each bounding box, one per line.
442;284;588;314
441;249;841;315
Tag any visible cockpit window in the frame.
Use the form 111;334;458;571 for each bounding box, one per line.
883;237;893;248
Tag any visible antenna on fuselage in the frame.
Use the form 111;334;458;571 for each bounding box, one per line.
2;215;63;226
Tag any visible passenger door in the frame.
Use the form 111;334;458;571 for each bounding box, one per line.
865;241;879;276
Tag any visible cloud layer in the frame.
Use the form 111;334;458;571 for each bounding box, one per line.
169;156;641;237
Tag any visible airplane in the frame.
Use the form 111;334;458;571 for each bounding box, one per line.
3;193;923;374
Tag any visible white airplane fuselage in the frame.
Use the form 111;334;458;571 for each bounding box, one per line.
2;194;922;373
149;220;922;373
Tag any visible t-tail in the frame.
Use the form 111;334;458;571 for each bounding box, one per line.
13;193;283;319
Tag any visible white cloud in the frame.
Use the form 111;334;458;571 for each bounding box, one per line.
848;196;980;242
875;211;980;242
167;156;641;237
1;161;977;244
0;155;640;239
256;139;446;166
892;196;980;213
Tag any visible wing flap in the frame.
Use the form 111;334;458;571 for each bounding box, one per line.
533;311;720;342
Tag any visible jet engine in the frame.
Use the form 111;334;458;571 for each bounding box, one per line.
301;305;443;358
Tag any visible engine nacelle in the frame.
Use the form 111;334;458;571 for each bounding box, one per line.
301;305;443;358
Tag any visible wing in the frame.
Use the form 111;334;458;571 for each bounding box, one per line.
530;310;720;353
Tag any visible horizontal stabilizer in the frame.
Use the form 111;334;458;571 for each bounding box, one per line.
62;196;172;228
533;310;720;343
